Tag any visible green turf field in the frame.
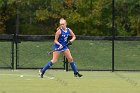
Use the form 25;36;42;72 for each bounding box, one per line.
0;70;140;93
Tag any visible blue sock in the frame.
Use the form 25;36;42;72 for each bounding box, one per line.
42;61;53;73
70;62;78;74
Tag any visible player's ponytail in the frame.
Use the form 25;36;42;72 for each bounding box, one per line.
56;26;61;31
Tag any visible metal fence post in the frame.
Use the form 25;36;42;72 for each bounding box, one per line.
63;56;69;72
11;34;14;69
15;0;20;69
112;0;115;72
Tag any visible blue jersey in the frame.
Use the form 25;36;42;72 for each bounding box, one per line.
53;27;70;51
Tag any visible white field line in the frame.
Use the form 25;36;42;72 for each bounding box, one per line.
0;73;55;79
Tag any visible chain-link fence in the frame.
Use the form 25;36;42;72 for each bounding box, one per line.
0;35;14;69
0;35;140;71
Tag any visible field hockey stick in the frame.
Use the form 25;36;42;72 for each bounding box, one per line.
47;47;62;55
47;41;72;55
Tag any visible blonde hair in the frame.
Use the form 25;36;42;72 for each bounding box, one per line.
59;18;66;24
56;18;67;30
57;26;61;31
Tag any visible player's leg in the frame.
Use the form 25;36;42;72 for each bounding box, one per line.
63;49;83;77
39;51;61;78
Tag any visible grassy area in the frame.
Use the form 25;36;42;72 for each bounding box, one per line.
0;70;140;93
0;40;140;70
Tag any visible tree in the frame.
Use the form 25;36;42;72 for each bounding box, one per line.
115;0;140;36
0;0;139;36
0;0;8;34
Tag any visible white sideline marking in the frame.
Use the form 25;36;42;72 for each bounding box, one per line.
0;73;55;80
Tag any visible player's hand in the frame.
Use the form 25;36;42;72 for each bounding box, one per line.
59;44;63;49
67;40;72;46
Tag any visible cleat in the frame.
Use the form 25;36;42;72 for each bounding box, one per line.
39;70;44;78
74;72;83;77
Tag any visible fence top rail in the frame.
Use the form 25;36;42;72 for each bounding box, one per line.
0;34;140;41
0;34;13;41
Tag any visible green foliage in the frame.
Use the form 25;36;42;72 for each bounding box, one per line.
0;0;139;36
115;0;140;36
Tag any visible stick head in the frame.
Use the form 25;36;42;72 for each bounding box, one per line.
47;51;52;55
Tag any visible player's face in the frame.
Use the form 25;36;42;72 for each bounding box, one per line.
60;21;66;30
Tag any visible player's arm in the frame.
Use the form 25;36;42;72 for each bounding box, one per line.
54;30;62;48
69;29;76;43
